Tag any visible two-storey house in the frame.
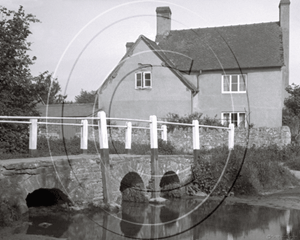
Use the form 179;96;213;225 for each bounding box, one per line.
97;0;290;127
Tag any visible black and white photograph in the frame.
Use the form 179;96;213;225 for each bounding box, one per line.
0;0;300;239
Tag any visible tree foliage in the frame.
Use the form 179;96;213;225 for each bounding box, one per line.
75;89;96;103
283;84;300;139
0;6;40;116
32;71;66;104
164;112;222;132
0;6;64;153
284;84;300;117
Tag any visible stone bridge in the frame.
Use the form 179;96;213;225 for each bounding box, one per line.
0;154;194;213
109;155;194;202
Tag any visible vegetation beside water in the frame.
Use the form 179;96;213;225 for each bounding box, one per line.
191;145;299;196
1;136;300;197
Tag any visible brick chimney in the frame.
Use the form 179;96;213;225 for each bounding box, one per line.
155;6;172;43
279;0;290;91
126;42;134;52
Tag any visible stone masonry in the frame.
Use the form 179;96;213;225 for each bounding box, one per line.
0;155;102;214
0;154;194;213
100;126;291;154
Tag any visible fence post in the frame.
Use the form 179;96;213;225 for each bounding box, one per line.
125;122;132;154
150;115;159;199
192;120;200;165
97;111;111;203
228;123;235;150
161;125;167;142
81;119;88;154
29;119;38;154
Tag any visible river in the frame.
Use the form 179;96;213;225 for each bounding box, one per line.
15;198;300;240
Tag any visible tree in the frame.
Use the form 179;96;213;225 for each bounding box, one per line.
0;6;40;116
75;89;97;103
0;6;63;153
283;84;300;139
284;84;300;117
32;71;67;104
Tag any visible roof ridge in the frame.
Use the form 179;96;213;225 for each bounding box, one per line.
170;21;280;33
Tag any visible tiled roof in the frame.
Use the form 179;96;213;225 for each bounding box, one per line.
99;35;198;94
141;35;197;93
156;22;284;71
37;103;99;117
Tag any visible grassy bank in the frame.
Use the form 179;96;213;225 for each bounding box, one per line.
0;136;177;160
191;145;299;196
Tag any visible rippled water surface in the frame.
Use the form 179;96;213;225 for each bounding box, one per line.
24;198;300;240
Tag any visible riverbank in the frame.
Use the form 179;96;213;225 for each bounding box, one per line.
1;185;300;240
224;186;300;210
211;167;300;210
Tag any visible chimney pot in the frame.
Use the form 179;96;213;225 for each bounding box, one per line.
126;42;134;52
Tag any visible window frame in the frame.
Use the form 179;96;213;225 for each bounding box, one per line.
221;112;246;128
222;74;247;93
135;71;152;89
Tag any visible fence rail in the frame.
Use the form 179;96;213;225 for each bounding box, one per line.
0;111;234;153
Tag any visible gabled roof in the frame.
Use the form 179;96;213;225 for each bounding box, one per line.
141;35;197;92
37;103;99;117
98;35;197;94
156;22;284;71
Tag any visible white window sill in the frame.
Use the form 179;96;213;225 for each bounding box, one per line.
222;91;246;94
135;88;152;90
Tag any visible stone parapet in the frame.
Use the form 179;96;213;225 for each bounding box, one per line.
0;155;102;214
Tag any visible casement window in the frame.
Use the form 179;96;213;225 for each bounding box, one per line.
135;72;152;89
222;74;247;93
222;112;246;127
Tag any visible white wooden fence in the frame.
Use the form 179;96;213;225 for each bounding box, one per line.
0;111;235;153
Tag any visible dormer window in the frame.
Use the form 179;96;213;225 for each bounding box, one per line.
135;72;152;89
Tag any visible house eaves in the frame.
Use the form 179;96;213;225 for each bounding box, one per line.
98;35;198;95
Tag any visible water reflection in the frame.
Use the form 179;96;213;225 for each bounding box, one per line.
25;199;300;240
120;202;146;237
26;214;69;238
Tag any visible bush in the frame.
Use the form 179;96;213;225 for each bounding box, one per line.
164;112;222;132
158;139;177;155
161;182;182;198
0;124;29;154
192;145;299;196
0;200;22;227
282;144;300;170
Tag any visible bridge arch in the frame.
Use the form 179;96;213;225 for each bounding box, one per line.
160;171;182;198
120;172;148;202
26;188;71;208
109;155;194;202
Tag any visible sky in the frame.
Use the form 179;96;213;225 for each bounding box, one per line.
1;0;300;102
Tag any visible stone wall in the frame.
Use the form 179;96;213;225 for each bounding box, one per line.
0;154;195;213
103;126;291;154
38;119;291;153
0;155;102;214
168;126;291;153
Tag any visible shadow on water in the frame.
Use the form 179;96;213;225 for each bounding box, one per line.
26;214;69;238
120;201;147;237
23;199;300;240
